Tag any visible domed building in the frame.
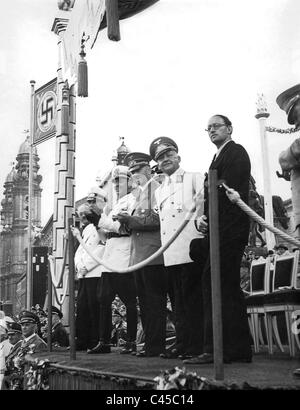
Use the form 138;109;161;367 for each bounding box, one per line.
0;136;42;313
113;137;130;165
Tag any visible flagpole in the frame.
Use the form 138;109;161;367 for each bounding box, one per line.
26;80;35;309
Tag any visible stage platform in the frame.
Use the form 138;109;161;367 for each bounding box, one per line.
32;347;300;390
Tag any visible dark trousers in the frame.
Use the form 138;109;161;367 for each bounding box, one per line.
135;264;168;355
166;262;204;355
202;239;252;359
76;277;101;349
98;272;137;344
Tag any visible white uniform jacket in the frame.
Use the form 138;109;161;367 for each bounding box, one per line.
74;223;104;279
155;167;204;266
98;193;136;273
0;339;12;379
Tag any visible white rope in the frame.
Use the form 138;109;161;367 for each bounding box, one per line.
48;237;68;288
52;276;69;307
223;183;300;249
72;192;203;274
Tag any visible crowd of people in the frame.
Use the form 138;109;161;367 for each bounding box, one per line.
0;305;70;390
73;114;253;364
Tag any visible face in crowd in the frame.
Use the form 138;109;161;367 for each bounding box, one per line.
113;176;132;198
206;115;232;149
78;209;90;227
131;165;152;187
8;331;22;346
156;150;181;176
21;322;36;338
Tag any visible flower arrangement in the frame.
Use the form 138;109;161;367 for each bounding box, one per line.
25;359;50;390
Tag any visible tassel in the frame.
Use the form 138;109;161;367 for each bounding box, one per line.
61;81;69;135
105;0;120;41
77;33;88;97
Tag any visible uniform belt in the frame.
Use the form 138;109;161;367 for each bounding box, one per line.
106;232;130;239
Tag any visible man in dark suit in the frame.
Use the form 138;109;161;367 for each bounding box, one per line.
116;152;168;357
185;114;252;364
49;306;69;347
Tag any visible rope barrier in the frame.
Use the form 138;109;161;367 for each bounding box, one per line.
52;276;69;307
48;236;68;288
71;192;204;274
222;183;300;249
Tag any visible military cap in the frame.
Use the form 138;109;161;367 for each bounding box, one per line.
274;244;288;251
124;152;151;172
276;84;300;125
87;186;107;202
19;310;39;325
111;165;131;181
149;137;178;161
50;305;63;319
7;322;22;334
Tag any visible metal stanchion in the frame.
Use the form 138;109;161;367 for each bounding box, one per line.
47;256;52;352
68;218;76;360
208;169;224;381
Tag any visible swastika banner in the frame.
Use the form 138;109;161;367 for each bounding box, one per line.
33;78;57;145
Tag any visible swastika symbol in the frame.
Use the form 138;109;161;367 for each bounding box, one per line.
37;90;57;133
41;97;54;125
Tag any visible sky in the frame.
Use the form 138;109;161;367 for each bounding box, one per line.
1;0;300;226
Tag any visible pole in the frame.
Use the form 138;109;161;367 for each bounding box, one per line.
208;169;224;381
68;218;76;360
26;80;35;309
255;98;275;249
47;256;52;352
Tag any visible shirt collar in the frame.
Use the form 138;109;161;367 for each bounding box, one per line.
24;333;36;343
164;167;184;183
216;139;232;158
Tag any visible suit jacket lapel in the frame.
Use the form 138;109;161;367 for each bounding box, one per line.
209;140;234;169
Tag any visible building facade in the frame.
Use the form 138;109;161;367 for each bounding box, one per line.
0;136;42;313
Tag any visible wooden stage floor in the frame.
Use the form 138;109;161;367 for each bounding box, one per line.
35;346;300;390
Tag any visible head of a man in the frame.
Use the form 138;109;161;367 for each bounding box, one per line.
21;322;36;338
7;323;22;345
77;204;92;227
124;152;152;187
87;187;107;213
274;244;288;255
112;166;132;198
206;114;233;149
156;149;181;176
49;306;63;326
19;311;39;338
149;137;180;177
130;166;151;190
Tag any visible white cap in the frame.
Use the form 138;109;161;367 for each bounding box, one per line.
111;166;131;181
87;186;107;201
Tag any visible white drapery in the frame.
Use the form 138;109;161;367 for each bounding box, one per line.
61;0;106;85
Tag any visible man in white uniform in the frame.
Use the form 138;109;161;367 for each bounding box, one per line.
88;166;138;355
149;137;205;360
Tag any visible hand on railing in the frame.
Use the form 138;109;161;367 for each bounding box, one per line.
222;184;240;204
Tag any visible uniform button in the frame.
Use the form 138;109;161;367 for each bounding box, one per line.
171;201;174;204
163;232;166;235
136;233;140;236
172;215;175;217
162;218;164;221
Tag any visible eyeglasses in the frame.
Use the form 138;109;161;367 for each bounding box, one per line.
205;123;226;132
